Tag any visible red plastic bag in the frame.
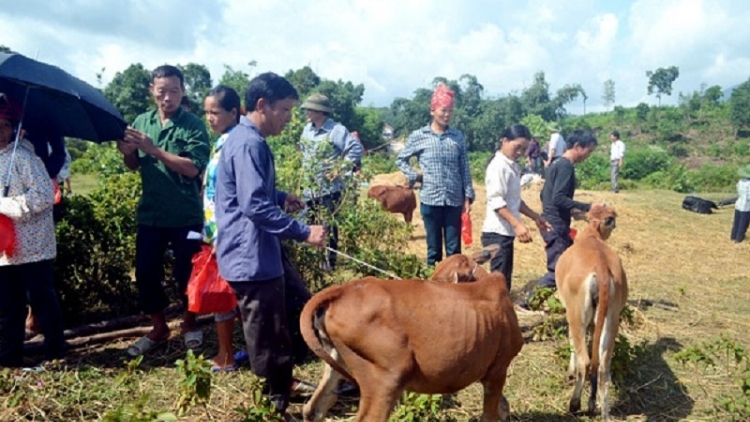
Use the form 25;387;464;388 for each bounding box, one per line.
52;179;61;205
186;245;237;314
0;215;16;257
461;211;473;245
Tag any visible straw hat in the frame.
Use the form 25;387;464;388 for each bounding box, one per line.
301;93;332;113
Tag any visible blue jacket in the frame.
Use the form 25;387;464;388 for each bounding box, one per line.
215;116;310;282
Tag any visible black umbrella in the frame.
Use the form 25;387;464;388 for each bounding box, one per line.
0;52;128;195
0;52;127;143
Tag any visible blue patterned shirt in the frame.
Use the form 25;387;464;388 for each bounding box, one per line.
300;118;363;199
396;125;475;207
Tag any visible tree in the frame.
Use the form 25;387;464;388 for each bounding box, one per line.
285;66;321;99
602;79;615;110
520;72;556;121
177;63;212;116
646;66;680;107
0;45;13;54
554;84;586;117
703;85;723;107
730;78;750;136
218;64;253;106
103;63;152;124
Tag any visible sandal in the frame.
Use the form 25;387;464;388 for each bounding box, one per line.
183;329;204;349
127;336;161;357
210;362;238;373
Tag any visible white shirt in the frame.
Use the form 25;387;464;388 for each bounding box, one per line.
482;151;522;237
736;179;750;212
548;133;565;158
610;140;625;161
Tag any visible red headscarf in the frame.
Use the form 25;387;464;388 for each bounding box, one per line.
430;83;455;111
0;93;22;123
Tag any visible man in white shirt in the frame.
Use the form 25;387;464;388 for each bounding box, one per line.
544;124;566;168
610;130;625;193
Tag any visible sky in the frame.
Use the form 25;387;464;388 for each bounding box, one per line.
2;0;750;114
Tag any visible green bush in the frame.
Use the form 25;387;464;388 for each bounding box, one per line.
468;150;492;183
576;152;610;189
689;163;738;193
55;173;145;326
620;147;672;180
641;163;694;193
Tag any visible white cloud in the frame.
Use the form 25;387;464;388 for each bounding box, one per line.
1;0;749;111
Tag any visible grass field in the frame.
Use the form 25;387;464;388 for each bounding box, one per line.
3;182;749;421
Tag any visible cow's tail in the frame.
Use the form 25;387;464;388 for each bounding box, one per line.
300;286;357;383
589;261;611;404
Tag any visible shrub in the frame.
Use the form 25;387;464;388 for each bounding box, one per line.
54;173;147;326
689;163;738;192
620;146;672;181
641;163;694;193
576;152;610;189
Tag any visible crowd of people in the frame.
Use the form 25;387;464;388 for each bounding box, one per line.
5;63;747;420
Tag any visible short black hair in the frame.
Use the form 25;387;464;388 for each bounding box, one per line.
611;130;620;139
245;72;299;112
207;85;241;124
566;129;598;149
152;65;184;87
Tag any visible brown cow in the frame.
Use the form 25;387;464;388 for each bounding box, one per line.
429;245;500;283
555;203;627;421
300;257;523;422
367;185;417;223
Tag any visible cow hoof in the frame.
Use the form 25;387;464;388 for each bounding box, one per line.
587;399;597;415
568;398;581;414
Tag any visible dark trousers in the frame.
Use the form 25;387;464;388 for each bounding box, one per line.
536;224;574;289
0;259;65;366
731;210;750;242
421;204;463;265
135;224;202;314
230;253;312;412
306;192;341;269
481;232;515;291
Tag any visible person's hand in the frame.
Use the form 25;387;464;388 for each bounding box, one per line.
416;170;423;183
284;194;305;213
124;127;159;156
513;222;533;243
463;198;471;214
117;140;137;156
306;225;327;248
535;216;552;233
571;209;587;221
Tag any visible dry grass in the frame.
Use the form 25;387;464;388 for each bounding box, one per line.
4;175;750;421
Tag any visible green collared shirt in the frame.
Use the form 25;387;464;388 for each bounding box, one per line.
132;108;210;227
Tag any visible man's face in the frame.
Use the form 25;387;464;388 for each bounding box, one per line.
610;134;617;142
263;97;296;136
150;76;184;115
575;144;597;163
304;109;325;124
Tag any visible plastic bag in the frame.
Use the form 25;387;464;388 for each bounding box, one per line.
186;245;237;314
461;211;473;245
0;215;15;257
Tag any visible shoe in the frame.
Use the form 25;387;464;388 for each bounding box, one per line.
290;379;316;397
127;336;162;357
335;381;360;396
210;362;238;373
183;329;204;349
234;349;249;364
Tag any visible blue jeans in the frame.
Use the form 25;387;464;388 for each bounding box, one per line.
421;204;462;265
0;259;65;366
520;224;573;307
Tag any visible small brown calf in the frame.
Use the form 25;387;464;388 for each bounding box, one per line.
300;250;522;422
367;185;417;222
555;203;628;421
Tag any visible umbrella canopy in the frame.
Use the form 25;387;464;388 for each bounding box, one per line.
0;52;127;143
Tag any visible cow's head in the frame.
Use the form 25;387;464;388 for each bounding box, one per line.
431;244;500;283
586;203;617;240
367;185;389;200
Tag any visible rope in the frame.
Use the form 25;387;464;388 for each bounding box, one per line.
325;247;402;279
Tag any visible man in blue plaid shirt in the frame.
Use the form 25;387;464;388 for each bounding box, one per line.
396;83;475;265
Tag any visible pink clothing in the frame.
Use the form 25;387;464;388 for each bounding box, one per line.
430;83;455;110
0;139;56;265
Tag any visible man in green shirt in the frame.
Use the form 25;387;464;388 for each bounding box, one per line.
117;65;210;356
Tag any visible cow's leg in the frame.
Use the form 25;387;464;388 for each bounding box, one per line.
479;367;509;422
567;301;593;415
595;307;621;421
354;382;402;422
403;209;413;223
302;351;346;422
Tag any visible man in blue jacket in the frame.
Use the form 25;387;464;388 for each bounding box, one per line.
215;72;325;418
